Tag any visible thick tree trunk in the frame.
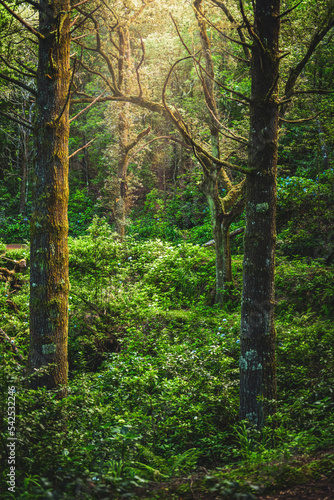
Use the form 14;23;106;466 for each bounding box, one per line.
28;0;70;393
239;0;280;426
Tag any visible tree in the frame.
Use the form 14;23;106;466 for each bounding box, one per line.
73;0;251;304
0;0;72;393
205;0;333;426
237;0;280;426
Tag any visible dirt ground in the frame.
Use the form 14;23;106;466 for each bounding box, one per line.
258;479;334;500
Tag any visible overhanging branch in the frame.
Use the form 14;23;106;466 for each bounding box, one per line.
0;72;37;96
0;0;45;39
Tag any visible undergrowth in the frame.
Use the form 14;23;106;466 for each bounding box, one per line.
0;218;333;499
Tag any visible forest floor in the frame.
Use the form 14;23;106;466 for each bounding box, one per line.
135;449;334;499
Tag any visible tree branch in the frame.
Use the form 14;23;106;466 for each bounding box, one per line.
198;5;252;49
279;110;324;124
135;35;145;98
283;17;334;109
292;88;334;96
125;125;151;153
0;55;36;79
70;90;106;123
127;135;191;163
0;0;45;39
0;110;33;129
0;72;37;96
210;0;251;60
205;103;249;146
68;137;96;159
278;0;304;19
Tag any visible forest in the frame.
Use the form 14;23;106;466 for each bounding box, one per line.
0;0;333;498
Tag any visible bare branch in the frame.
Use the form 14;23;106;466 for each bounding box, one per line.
0;55;36;79
68;137;96;159
210;0;251;60
71;0;91;10
197;5;252;49
0;0;45;39
0;110;33;129
278;0;304;19
135;35;145;98
126;126;151;153
14;58;37;76
238;0;257;44
0;72;37;96
70;5;101;34
170;13;192;55
206;104;249;145
279;110;324;124
195;57;251;102
128;135;191;163
70;90;106;123
292;88;334;96
77;59;115;92
283;17;334;109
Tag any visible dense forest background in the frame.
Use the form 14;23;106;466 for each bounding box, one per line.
1;0;334;498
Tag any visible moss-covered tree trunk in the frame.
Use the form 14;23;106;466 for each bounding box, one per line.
221;222;232;283
19;124;29;214
116;108;129;239
240;0;280;426
28;0;70;393
202;167;225;305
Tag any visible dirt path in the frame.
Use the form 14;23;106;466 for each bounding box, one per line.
258;479;334;500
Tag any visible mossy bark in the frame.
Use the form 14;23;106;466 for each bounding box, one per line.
28;0;70;394
115;109;129;240
202;167;225;305
240;0;280;426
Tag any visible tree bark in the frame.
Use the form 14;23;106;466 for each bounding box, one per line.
239;0;280;426
28;0;70;394
116;108;129;239
19;123;29;214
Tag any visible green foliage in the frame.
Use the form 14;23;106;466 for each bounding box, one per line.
68;188;98;237
1;220;334;498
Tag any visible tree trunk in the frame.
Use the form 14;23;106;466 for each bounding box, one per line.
28;0;70;394
19;124;28;214
116;108;129;240
222;222;232;283
239;0;280;426
202;168;225;305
